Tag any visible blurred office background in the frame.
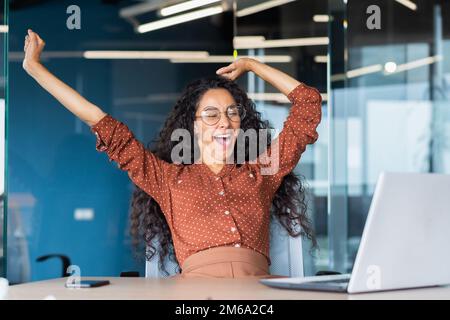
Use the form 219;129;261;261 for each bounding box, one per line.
0;0;449;283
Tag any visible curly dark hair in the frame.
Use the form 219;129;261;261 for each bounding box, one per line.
130;75;317;276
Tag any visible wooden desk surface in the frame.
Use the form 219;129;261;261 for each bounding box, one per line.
6;277;450;300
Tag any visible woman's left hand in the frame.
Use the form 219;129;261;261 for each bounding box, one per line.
216;58;255;81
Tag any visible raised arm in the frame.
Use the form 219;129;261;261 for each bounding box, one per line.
22;29;173;215
217;58;322;191
216;58;300;96
22;29;106;126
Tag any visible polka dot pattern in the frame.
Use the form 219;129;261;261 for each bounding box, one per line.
90;83;322;267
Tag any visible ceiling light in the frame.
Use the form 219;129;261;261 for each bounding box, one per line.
313;15;330;22
395;0;417;11
385;55;443;74
160;0;222;16
137;5;224;33
234;37;329;49
343;19;348;28
384;62;397;73
346;64;383;78
83;51;209;59
237;0;296;17
170;55;292;63
314;55;328;63
233;36;267;47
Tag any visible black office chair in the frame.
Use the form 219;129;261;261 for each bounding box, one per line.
36;254;71;277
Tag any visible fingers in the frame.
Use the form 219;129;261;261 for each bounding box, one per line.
220;70;237;81
24;34;30;52
27;29;44;44
35;33;45;45
26;29;36;46
28;29;38;38
27;29;35;41
24;29;45;52
216;63;235;75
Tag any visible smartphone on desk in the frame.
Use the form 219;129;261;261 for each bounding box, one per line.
65;280;110;288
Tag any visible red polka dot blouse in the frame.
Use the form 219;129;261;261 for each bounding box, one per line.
90;83;322;267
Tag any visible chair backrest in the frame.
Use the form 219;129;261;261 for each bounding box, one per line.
268;217;304;277
145;217;304;278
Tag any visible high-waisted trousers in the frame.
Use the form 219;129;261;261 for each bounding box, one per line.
170;246;286;279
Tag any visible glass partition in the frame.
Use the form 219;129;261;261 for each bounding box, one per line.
328;0;450;273
0;0;7;278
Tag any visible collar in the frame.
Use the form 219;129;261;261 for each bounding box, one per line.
197;162;236;178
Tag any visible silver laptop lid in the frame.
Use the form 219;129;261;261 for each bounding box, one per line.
348;172;450;293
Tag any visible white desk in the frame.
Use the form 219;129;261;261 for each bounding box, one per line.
6;277;450;300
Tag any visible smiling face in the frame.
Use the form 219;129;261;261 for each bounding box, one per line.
194;88;241;165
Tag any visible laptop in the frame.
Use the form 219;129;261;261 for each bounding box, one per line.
261;172;450;293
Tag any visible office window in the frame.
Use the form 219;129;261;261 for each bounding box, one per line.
328;0;450;273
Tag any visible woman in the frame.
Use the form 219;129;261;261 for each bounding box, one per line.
23;29;322;279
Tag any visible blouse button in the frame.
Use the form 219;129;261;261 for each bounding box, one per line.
249;173;254;178
215;177;220;181
234;243;241;248
224;210;230;215
218;191;225;196
230;227;236;232
177;180;182;184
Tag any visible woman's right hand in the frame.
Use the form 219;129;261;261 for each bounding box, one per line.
23;29;45;73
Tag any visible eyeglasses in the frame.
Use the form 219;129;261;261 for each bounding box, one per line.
195;104;246;126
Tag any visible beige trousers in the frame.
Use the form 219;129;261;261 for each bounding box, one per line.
170;246;286;279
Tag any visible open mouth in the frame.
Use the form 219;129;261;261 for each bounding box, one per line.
213;133;232;147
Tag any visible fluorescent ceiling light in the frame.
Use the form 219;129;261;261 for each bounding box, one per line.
313;15;330;22
233;36;267;47
395;0;417;11
237;0;296;18
330;73;346;82
385;55;443;74
346;64;383;78
137;5;223;33
0;25;8;33
170;55;292;63
314;55;328;63
160;0;222;16
384;61;397;73
331;56;442;80
83;51;209;59
234;36;329;49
